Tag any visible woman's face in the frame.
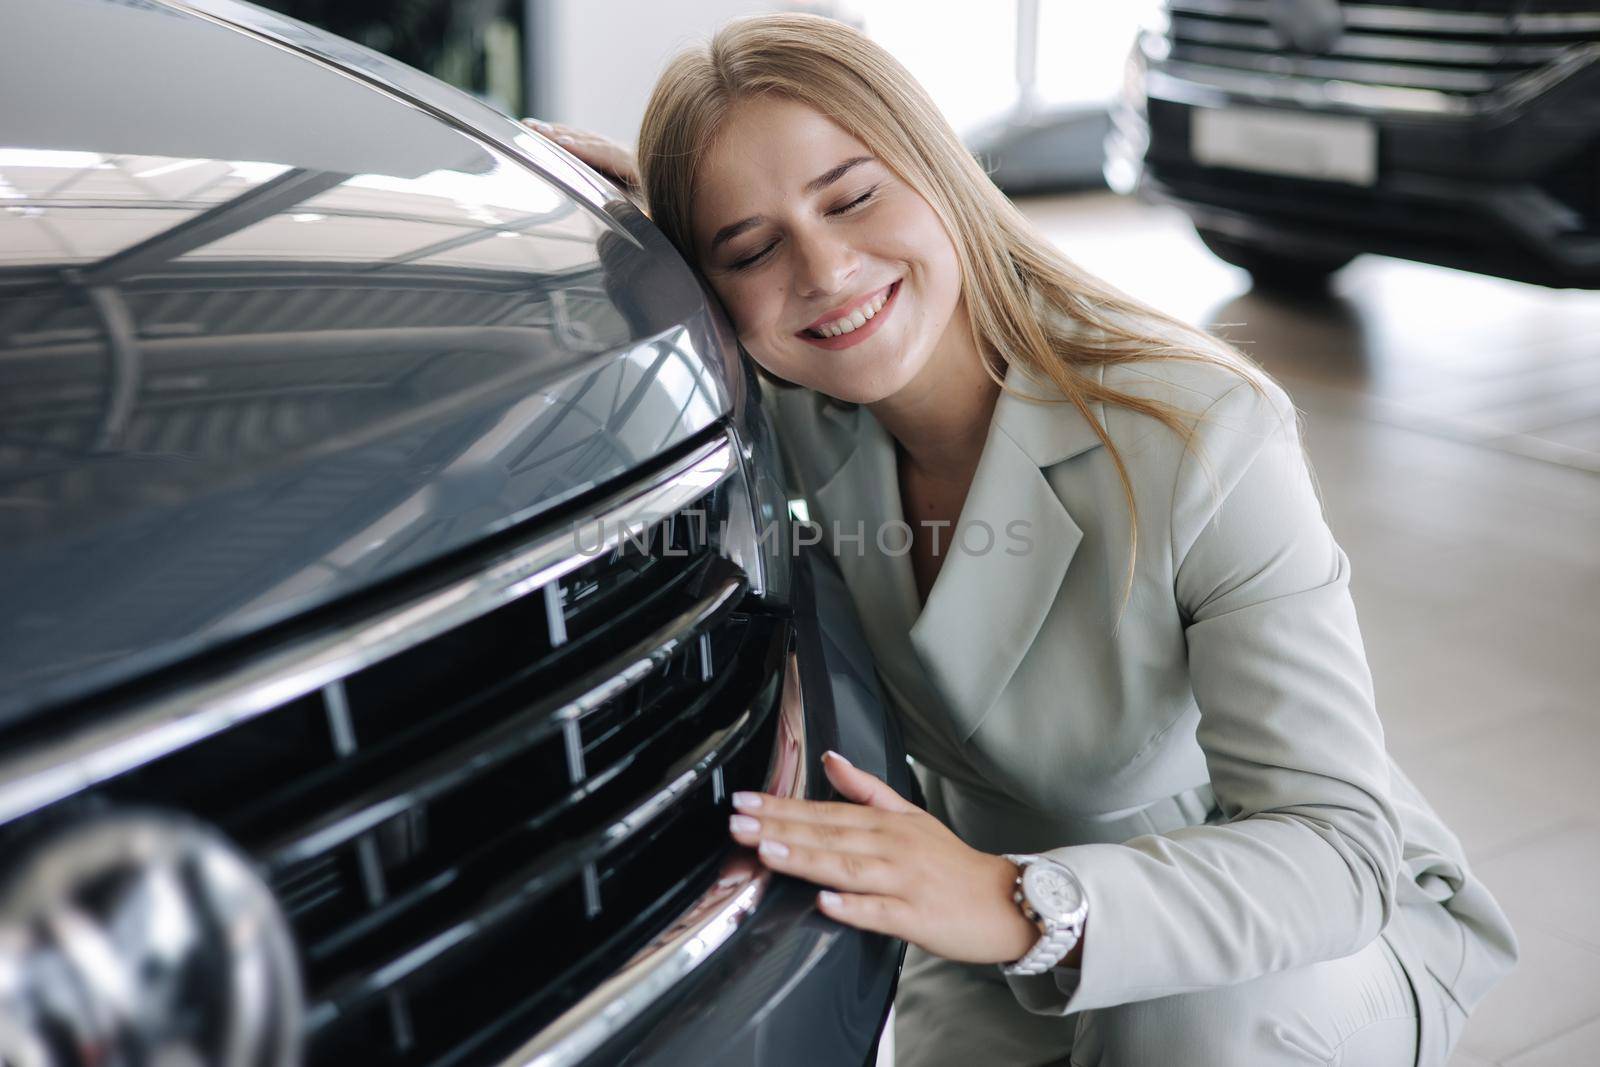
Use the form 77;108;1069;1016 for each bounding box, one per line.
689;95;966;405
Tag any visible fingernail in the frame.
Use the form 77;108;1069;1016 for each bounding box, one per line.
731;792;762;810
758;840;789;860
729;814;760;834
823;750;852;768
819;890;842;908
556;135;574;145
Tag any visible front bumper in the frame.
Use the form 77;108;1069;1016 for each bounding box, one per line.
562;545;908;1067
1110;31;1600;287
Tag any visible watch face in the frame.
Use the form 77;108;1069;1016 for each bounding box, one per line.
1022;862;1084;924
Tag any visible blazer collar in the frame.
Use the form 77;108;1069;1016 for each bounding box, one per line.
809;360;1105;739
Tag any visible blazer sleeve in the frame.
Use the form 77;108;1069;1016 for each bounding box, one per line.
1003;378;1404;1017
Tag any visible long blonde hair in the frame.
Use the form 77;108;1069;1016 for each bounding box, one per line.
636;12;1274;610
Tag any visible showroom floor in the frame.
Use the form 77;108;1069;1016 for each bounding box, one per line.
1011;191;1600;1066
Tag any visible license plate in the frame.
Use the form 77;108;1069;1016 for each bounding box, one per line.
1191;106;1377;186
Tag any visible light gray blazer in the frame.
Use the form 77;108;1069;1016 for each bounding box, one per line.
760;350;1517;1066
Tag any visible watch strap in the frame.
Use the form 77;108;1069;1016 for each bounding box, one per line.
998;853;1084;977
1001;920;1081;976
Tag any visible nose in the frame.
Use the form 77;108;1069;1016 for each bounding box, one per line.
792;223;858;299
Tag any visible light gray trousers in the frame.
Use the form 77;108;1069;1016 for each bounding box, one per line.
895;931;1419;1067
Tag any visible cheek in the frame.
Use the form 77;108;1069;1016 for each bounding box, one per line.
725;283;792;345
704;277;757;336
907;209;961;285
876;199;961;289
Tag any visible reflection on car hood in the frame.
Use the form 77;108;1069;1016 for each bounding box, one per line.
0;0;738;723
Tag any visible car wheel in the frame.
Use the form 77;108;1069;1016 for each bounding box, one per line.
1196;228;1354;292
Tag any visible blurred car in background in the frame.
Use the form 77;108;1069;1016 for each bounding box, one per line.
1107;0;1600;290
0;1;905;1064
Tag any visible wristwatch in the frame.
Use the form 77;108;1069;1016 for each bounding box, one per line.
999;853;1089;976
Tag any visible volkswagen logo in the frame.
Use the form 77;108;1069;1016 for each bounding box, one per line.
0;810;303;1066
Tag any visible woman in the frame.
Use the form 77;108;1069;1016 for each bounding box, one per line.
525;14;1516;1066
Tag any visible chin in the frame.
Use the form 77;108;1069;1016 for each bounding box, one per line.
801;346;928;406
801;369;906;407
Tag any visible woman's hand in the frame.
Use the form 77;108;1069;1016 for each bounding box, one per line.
728;751;1040;965
520;117;641;192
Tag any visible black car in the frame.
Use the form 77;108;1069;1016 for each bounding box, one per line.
0;1;905;1064
1108;0;1600;289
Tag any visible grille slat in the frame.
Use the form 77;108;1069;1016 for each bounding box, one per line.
304;687;772;1025
1169;14;1570;67
1171;41;1505;90
1161;1;1600;98
254;565;746;871
289;614;756;976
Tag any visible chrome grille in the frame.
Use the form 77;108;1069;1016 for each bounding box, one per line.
1162;1;1600;96
0;433;791;1066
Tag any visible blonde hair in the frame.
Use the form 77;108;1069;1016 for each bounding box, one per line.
636;12;1276;613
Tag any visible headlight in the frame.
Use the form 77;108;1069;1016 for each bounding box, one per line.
0;811;302;1067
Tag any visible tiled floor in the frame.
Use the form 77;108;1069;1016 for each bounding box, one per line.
1009;191;1600;1065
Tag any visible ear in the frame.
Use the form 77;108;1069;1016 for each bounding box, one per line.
823;751;915;813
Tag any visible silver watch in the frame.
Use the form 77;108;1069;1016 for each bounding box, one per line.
999;854;1088;976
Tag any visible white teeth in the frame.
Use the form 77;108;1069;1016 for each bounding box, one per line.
812;284;893;338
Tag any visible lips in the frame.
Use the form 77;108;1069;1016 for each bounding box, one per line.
796;279;901;352
799;280;898;337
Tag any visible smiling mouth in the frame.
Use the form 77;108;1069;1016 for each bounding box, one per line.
800;280;899;339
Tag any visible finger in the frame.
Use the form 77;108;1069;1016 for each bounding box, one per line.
730;792;890;828
816;890;916;939
727;812;883;855
521;118;566;141
549;139;629;182
822;750;916;813
521;118;582;150
748;836;902;896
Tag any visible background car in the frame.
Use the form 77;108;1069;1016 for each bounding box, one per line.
1107;0;1600;290
0;1;906;1063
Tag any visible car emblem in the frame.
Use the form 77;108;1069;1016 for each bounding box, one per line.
1267;0;1345;54
0;811;303;1065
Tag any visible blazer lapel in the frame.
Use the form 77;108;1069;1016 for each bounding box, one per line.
811;360;1108;742
811;406;924;669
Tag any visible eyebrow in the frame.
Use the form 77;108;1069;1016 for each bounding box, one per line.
708;155;876;253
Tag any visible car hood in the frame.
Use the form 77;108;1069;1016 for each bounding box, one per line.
0;0;739;723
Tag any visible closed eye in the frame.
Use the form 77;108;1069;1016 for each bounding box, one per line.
726;186;882;273
829;187;878;216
